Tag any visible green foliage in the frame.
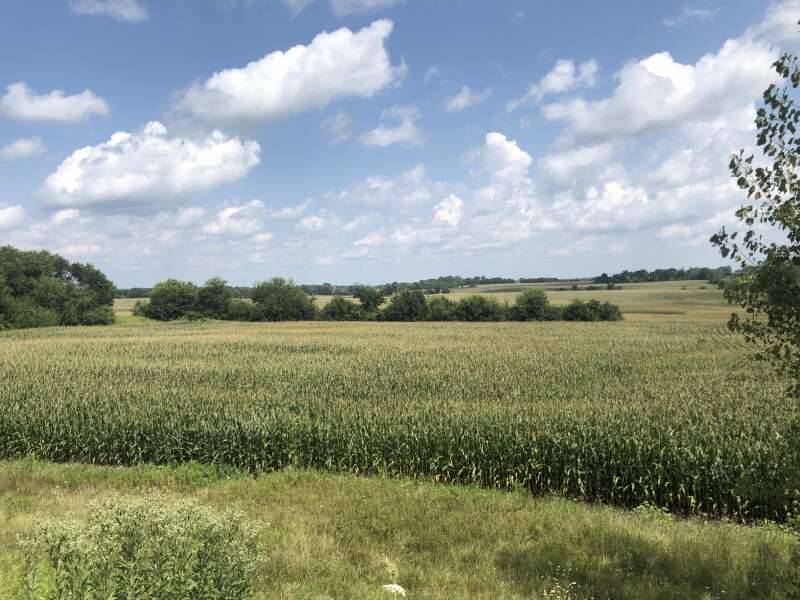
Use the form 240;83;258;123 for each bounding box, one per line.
196;277;234;319
426;295;458;321
511;288;550;321
139;279;199;321
226;298;257;322
320;296;364;321
19;495;261;599
562;299;624;322
352;286;385;313
0;245;115;329
454;295;508;321
381;289;429;321
711;52;800;398
251;278;317;321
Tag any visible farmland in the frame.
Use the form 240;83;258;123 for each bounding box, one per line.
1;280;799;597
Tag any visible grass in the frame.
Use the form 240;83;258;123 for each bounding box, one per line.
0;459;797;599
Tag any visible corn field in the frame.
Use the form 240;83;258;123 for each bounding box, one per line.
1;318;798;520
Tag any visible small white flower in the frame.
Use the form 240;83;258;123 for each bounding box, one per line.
382;583;407;596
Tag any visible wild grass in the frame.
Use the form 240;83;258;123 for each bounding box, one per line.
0;459;797;599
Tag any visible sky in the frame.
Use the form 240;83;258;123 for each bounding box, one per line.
0;0;797;286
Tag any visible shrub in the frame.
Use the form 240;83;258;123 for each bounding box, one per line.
381;289;429;321
427;295;458;321
197;277;234;319
251;278;317;321
226;298;256;321
321;296;364;321
2;297;59;329
19;495;261;599
140;279;199;321
562;299;623;321
511;288;550;321
353;286;385;314
455;296;508;322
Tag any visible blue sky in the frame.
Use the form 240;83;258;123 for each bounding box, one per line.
0;0;796;286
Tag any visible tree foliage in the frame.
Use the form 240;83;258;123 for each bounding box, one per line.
711;52;800;397
0;245;115;329
251;278;317;321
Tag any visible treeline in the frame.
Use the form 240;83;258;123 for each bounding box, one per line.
134;277;623;323
0;246;115;329
594;267;733;285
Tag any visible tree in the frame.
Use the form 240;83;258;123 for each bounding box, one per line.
455;296;508;322
381;289;429;321
511;288;550;321
142;279;199;321
427;296;458;321
711;51;800;397
196;277;233;319
353;286;385;313
251;278;317;321
321;296;364;321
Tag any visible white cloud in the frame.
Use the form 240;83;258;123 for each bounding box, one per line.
481;132;533;183
0;137;45;160
1;82;109;123
433;194;463;227
52;209;81;224
0;205;26;230
445;86;493;112
68;0;148;22
175;207;206;227
59;243;103;257
203;200;266;236
424;66;440;84
361;104;424;147
321;111;353;143
539;143;613;183
282;0;315;16
331;0;401;16
507;59;597;111
43;121;260;210
295;212;329;232
663;7;718;27
176;20;402;126
541;40;776;143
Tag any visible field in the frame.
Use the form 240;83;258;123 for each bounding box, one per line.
1;281;799;597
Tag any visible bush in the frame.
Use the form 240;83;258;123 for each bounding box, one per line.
511;288;550;321
321;296;364;321
251;278;317;321
562;299;623;321
427;296;458;321
2;296;59;329
455;296;508;322
19;495;261;599
381;289;429;321
352;286;385;316
197;277;233;319
226;298;256;321
140;279;199;321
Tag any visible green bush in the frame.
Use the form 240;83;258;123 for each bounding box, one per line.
226;298;256;321
139;279;199;321
251;278;317;321
381;289;429;321
426;295;458;321
197;277;234;319
321;296;364;321
562;299;623;321
511;288;550;321
19;495;262;599
455;296;508;322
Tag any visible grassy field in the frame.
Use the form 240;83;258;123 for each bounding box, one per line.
1;281;799;597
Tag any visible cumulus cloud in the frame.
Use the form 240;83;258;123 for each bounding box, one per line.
43;121;260;209
445;86;493;112
541;40;776;143
175;207;206;227
176;20;402;127
203;200;266;236
1;82;109;122
52;209;81;224
480;132;533;183
0;137;45;161
539;143;613;183
0;205;26;230
361;105;424;147
68;0;148;22
507;59;597;111
433;194;463;226
331;0;401;16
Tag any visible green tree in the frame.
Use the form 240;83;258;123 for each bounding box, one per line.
353;286;385;313
455;296;508;322
426;295;458;321
511;288;551;321
320;296;364;321
711;51;800;397
381;289;429;321
143;279;199;321
197;277;234;319
251;278;317;321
